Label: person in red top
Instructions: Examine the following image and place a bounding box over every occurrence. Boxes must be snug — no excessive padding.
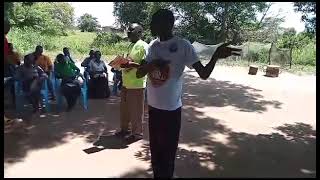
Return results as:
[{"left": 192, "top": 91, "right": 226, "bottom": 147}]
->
[
  {"left": 4, "top": 20, "right": 12, "bottom": 124},
  {"left": 4, "top": 20, "right": 10, "bottom": 61},
  {"left": 4, "top": 21, "right": 12, "bottom": 77}
]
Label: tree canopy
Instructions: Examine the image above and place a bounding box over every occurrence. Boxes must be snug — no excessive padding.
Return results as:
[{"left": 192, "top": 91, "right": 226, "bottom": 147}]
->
[{"left": 77, "top": 13, "right": 101, "bottom": 32}]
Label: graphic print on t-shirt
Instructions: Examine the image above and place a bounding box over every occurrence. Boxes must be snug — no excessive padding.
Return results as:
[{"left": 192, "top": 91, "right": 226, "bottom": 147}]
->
[
  {"left": 148, "top": 42, "right": 178, "bottom": 88},
  {"left": 148, "top": 64, "right": 170, "bottom": 88}
]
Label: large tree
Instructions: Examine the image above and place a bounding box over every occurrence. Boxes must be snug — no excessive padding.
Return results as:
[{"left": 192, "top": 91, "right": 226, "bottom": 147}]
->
[
  {"left": 294, "top": 2, "right": 316, "bottom": 35},
  {"left": 7, "top": 2, "right": 74, "bottom": 35},
  {"left": 172, "top": 2, "right": 269, "bottom": 44},
  {"left": 77, "top": 13, "right": 100, "bottom": 32},
  {"left": 113, "top": 2, "right": 269, "bottom": 44},
  {"left": 244, "top": 16, "right": 285, "bottom": 43}
]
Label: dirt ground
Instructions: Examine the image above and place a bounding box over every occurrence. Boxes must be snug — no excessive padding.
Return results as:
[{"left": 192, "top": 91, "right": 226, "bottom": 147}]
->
[{"left": 4, "top": 65, "right": 316, "bottom": 178}]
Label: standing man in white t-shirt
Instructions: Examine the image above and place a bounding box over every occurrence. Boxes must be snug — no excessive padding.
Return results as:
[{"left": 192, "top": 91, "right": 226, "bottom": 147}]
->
[{"left": 137, "top": 9, "right": 241, "bottom": 178}]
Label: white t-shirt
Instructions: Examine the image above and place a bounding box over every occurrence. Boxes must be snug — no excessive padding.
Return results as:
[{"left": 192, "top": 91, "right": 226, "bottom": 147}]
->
[
  {"left": 88, "top": 60, "right": 107, "bottom": 72},
  {"left": 146, "top": 36, "right": 199, "bottom": 111}
]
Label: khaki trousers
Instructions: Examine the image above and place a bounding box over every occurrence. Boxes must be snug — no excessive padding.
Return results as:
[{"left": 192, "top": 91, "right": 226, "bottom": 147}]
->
[{"left": 120, "top": 87, "right": 145, "bottom": 135}]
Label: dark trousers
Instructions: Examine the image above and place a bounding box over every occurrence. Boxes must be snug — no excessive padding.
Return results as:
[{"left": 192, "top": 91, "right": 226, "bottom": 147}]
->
[
  {"left": 148, "top": 106, "right": 181, "bottom": 178},
  {"left": 46, "top": 72, "right": 54, "bottom": 97},
  {"left": 4, "top": 78, "right": 16, "bottom": 106},
  {"left": 112, "top": 75, "right": 123, "bottom": 95},
  {"left": 22, "top": 79, "right": 43, "bottom": 111},
  {"left": 61, "top": 80, "right": 81, "bottom": 109},
  {"left": 89, "top": 77, "right": 110, "bottom": 99}
]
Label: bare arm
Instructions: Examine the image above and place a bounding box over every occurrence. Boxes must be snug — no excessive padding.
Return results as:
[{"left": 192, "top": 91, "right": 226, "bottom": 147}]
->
[
  {"left": 192, "top": 56, "right": 219, "bottom": 80},
  {"left": 136, "top": 62, "right": 156, "bottom": 79},
  {"left": 193, "top": 42, "right": 241, "bottom": 80}
]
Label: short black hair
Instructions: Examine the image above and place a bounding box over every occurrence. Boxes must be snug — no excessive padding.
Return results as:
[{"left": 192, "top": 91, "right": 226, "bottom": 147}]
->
[
  {"left": 35, "top": 45, "right": 43, "bottom": 51},
  {"left": 95, "top": 50, "right": 101, "bottom": 55},
  {"left": 152, "top": 9, "right": 174, "bottom": 27},
  {"left": 56, "top": 54, "right": 65, "bottom": 63}
]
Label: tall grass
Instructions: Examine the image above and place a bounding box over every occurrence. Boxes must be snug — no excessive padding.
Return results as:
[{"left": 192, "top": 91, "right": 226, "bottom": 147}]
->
[
  {"left": 292, "top": 42, "right": 316, "bottom": 66},
  {"left": 8, "top": 27, "right": 316, "bottom": 71},
  {"left": 8, "top": 28, "right": 96, "bottom": 59}
]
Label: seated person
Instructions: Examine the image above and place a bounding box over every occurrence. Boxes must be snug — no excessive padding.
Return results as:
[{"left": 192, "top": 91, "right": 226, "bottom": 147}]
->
[
  {"left": 111, "top": 67, "right": 122, "bottom": 96},
  {"left": 7, "top": 43, "right": 21, "bottom": 66},
  {"left": 14, "top": 54, "right": 48, "bottom": 113},
  {"left": 88, "top": 51, "right": 110, "bottom": 98},
  {"left": 63, "top": 47, "right": 75, "bottom": 64},
  {"left": 34, "top": 45, "right": 55, "bottom": 100},
  {"left": 6, "top": 43, "right": 21, "bottom": 105},
  {"left": 81, "top": 50, "right": 95, "bottom": 81},
  {"left": 54, "top": 54, "right": 82, "bottom": 111}
]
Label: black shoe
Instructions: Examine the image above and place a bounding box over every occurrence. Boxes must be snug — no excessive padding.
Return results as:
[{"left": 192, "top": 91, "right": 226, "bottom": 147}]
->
[
  {"left": 114, "top": 130, "right": 130, "bottom": 137},
  {"left": 125, "top": 134, "right": 143, "bottom": 144},
  {"left": 50, "top": 96, "right": 56, "bottom": 101}
]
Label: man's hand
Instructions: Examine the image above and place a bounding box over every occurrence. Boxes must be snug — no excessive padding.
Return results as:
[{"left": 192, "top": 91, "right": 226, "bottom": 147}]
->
[
  {"left": 193, "top": 42, "right": 242, "bottom": 80},
  {"left": 213, "top": 42, "right": 242, "bottom": 59}
]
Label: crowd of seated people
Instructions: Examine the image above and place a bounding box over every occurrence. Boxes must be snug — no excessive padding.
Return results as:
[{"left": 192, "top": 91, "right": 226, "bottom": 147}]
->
[{"left": 4, "top": 40, "right": 116, "bottom": 114}]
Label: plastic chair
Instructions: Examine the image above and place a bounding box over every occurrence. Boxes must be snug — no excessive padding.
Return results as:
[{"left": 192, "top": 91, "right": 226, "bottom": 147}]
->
[
  {"left": 14, "top": 79, "right": 50, "bottom": 112},
  {"left": 54, "top": 75, "right": 88, "bottom": 111}
]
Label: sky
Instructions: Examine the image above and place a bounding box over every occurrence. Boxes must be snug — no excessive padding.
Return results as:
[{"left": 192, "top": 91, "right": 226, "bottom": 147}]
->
[{"left": 69, "top": 2, "right": 306, "bottom": 32}]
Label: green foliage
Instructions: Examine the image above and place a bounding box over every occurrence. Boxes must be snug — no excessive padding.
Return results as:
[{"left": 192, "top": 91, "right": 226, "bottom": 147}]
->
[
  {"left": 291, "top": 41, "right": 316, "bottom": 66},
  {"left": 91, "top": 32, "right": 130, "bottom": 56},
  {"left": 91, "top": 32, "right": 122, "bottom": 47},
  {"left": 99, "top": 41, "right": 130, "bottom": 56},
  {"left": 294, "top": 2, "right": 316, "bottom": 35},
  {"left": 77, "top": 13, "right": 100, "bottom": 32},
  {"left": 276, "top": 31, "right": 316, "bottom": 66},
  {"left": 7, "top": 27, "right": 57, "bottom": 54},
  {"left": 8, "top": 2, "right": 74, "bottom": 36},
  {"left": 245, "top": 43, "right": 270, "bottom": 63},
  {"left": 245, "top": 17, "right": 285, "bottom": 43},
  {"left": 7, "top": 28, "right": 96, "bottom": 56},
  {"left": 142, "top": 29, "right": 154, "bottom": 43},
  {"left": 113, "top": 2, "right": 268, "bottom": 45}
]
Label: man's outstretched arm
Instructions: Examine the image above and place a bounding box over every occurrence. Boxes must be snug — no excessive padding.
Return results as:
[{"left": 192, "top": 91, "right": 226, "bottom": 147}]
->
[{"left": 192, "top": 42, "right": 241, "bottom": 80}]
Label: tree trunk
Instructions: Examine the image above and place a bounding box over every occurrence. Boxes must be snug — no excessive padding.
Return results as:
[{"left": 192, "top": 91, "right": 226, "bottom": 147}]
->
[{"left": 220, "top": 2, "right": 229, "bottom": 42}]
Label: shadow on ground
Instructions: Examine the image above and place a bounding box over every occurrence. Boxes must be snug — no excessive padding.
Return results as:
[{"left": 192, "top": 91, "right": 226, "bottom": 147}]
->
[
  {"left": 4, "top": 96, "right": 121, "bottom": 165},
  {"left": 128, "top": 105, "right": 316, "bottom": 178},
  {"left": 182, "top": 73, "right": 282, "bottom": 113},
  {"left": 5, "top": 74, "right": 314, "bottom": 178}
]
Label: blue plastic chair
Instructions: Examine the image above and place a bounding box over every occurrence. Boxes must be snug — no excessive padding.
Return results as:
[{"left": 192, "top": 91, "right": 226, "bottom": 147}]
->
[
  {"left": 14, "top": 79, "right": 50, "bottom": 112},
  {"left": 54, "top": 75, "right": 88, "bottom": 111}
]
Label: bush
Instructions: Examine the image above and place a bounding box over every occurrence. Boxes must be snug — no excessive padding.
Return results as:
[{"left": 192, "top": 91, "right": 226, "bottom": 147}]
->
[
  {"left": 244, "top": 42, "right": 270, "bottom": 63},
  {"left": 277, "top": 32, "right": 316, "bottom": 66},
  {"left": 7, "top": 28, "right": 96, "bottom": 57},
  {"left": 91, "top": 32, "right": 122, "bottom": 47},
  {"left": 99, "top": 41, "right": 130, "bottom": 56},
  {"left": 7, "top": 27, "right": 57, "bottom": 54},
  {"left": 292, "top": 42, "right": 316, "bottom": 66}
]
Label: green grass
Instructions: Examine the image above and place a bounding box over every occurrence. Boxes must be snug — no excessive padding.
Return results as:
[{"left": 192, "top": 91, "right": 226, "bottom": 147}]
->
[{"left": 8, "top": 28, "right": 315, "bottom": 75}]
